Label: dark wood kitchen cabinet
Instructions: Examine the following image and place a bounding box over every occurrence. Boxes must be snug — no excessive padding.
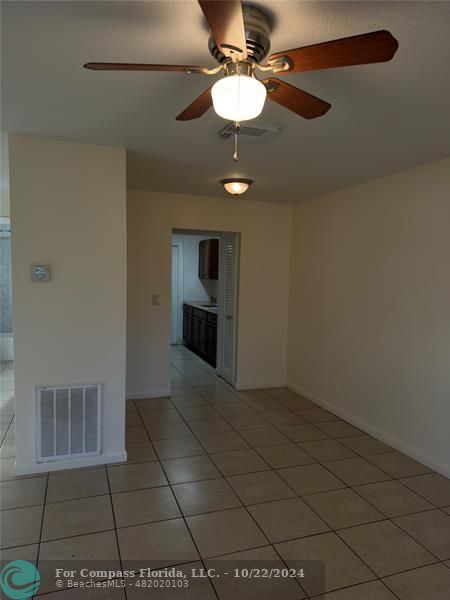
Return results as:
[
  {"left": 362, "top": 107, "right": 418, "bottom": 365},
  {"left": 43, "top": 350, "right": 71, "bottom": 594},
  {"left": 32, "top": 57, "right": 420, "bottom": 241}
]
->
[
  {"left": 183, "top": 303, "right": 217, "bottom": 367},
  {"left": 199, "top": 239, "right": 219, "bottom": 280}
]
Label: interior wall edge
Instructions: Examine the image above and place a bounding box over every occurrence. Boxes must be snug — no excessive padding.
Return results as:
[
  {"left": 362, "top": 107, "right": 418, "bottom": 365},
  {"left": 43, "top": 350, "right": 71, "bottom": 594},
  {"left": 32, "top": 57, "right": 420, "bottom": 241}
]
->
[{"left": 286, "top": 381, "right": 450, "bottom": 479}]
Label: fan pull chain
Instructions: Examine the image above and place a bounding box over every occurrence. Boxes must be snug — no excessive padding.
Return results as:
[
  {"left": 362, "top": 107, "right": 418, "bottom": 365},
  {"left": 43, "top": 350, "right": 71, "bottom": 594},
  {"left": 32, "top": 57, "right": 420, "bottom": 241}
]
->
[{"left": 233, "top": 121, "right": 241, "bottom": 162}]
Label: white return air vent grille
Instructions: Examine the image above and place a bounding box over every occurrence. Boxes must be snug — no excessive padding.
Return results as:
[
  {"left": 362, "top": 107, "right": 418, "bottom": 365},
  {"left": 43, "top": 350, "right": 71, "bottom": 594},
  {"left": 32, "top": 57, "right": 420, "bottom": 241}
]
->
[{"left": 37, "top": 384, "right": 101, "bottom": 462}]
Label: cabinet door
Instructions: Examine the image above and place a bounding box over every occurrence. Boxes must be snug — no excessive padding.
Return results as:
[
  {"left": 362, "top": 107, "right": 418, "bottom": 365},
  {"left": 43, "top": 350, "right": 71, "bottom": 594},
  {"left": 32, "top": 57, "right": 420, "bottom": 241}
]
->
[
  {"left": 183, "top": 312, "right": 191, "bottom": 345},
  {"left": 198, "top": 240, "right": 208, "bottom": 279},
  {"left": 206, "top": 322, "right": 217, "bottom": 367}
]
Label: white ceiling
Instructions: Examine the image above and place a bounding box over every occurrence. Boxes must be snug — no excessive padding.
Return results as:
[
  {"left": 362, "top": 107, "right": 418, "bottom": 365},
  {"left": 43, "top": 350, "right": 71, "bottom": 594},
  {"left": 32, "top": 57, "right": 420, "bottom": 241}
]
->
[{"left": 2, "top": 1, "right": 450, "bottom": 203}]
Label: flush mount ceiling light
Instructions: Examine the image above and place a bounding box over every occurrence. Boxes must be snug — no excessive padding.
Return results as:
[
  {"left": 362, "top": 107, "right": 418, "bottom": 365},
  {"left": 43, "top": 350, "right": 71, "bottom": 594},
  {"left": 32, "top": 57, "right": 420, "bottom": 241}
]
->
[
  {"left": 221, "top": 178, "right": 253, "bottom": 196},
  {"left": 211, "top": 63, "right": 267, "bottom": 122}
]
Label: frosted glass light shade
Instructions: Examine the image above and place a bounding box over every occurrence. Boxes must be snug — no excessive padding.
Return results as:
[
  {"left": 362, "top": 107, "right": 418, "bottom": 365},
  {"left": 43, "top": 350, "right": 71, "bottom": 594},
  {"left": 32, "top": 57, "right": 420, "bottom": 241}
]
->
[
  {"left": 221, "top": 178, "right": 253, "bottom": 195},
  {"left": 212, "top": 74, "right": 267, "bottom": 121}
]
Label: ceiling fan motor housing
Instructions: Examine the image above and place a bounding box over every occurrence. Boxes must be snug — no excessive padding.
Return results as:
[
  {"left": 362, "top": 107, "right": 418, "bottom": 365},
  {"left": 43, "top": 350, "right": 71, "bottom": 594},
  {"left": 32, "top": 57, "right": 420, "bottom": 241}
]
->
[{"left": 208, "top": 5, "right": 271, "bottom": 65}]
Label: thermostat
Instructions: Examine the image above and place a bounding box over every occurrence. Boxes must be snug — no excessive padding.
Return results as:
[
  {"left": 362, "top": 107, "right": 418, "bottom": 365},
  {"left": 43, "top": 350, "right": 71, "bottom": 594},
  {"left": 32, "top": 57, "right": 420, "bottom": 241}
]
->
[{"left": 31, "top": 265, "right": 51, "bottom": 282}]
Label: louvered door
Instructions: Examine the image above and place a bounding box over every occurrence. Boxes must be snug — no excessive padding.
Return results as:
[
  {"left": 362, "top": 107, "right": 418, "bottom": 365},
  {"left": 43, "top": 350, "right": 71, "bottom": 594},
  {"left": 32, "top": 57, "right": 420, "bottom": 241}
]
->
[{"left": 217, "top": 233, "right": 239, "bottom": 384}]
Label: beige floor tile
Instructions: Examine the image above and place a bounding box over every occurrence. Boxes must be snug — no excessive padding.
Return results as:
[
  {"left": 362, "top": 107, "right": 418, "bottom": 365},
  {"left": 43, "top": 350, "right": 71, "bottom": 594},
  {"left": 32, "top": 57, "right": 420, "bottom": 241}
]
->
[
  {"left": 140, "top": 409, "right": 182, "bottom": 424},
  {"left": 126, "top": 561, "right": 216, "bottom": 599},
  {"left": 125, "top": 426, "right": 148, "bottom": 444},
  {"left": 239, "top": 426, "right": 291, "bottom": 448},
  {"left": 135, "top": 397, "right": 174, "bottom": 411},
  {"left": 38, "top": 530, "right": 120, "bottom": 594},
  {"left": 394, "top": 509, "right": 450, "bottom": 560},
  {"left": 186, "top": 507, "right": 267, "bottom": 558},
  {"left": 314, "top": 580, "right": 397, "bottom": 600},
  {"left": 178, "top": 405, "right": 220, "bottom": 421},
  {"left": 325, "top": 457, "right": 391, "bottom": 486},
  {"left": 281, "top": 397, "right": 317, "bottom": 410},
  {"left": 0, "top": 505, "right": 43, "bottom": 548},
  {"left": 256, "top": 443, "right": 315, "bottom": 469},
  {"left": 126, "top": 400, "right": 137, "bottom": 413},
  {"left": 338, "top": 520, "right": 436, "bottom": 577},
  {"left": 118, "top": 518, "right": 199, "bottom": 568},
  {"left": 383, "top": 563, "right": 450, "bottom": 600},
  {"left": 46, "top": 467, "right": 108, "bottom": 503},
  {"left": 188, "top": 417, "right": 233, "bottom": 436},
  {"left": 211, "top": 448, "right": 270, "bottom": 476},
  {"left": 278, "top": 464, "right": 346, "bottom": 496},
  {"left": 145, "top": 421, "right": 193, "bottom": 440},
  {"left": 304, "top": 488, "right": 384, "bottom": 529},
  {"left": 297, "top": 408, "right": 340, "bottom": 424},
  {"left": 367, "top": 451, "right": 432, "bottom": 478},
  {"left": 280, "top": 424, "right": 329, "bottom": 442},
  {"left": 400, "top": 473, "right": 450, "bottom": 507},
  {"left": 171, "top": 395, "right": 208, "bottom": 407},
  {"left": 299, "top": 439, "right": 357, "bottom": 462},
  {"left": 125, "top": 413, "right": 142, "bottom": 427},
  {"left": 227, "top": 471, "right": 296, "bottom": 505},
  {"left": 125, "top": 441, "right": 157, "bottom": 463},
  {"left": 153, "top": 436, "right": 205, "bottom": 459},
  {"left": 248, "top": 497, "right": 329, "bottom": 543},
  {"left": 354, "top": 480, "right": 434, "bottom": 517},
  {"left": 173, "top": 478, "right": 241, "bottom": 516},
  {"left": 225, "top": 413, "right": 268, "bottom": 431},
  {"left": 246, "top": 400, "right": 289, "bottom": 414},
  {"left": 197, "top": 432, "right": 249, "bottom": 454},
  {"left": 0, "top": 476, "right": 47, "bottom": 510},
  {"left": 112, "top": 486, "right": 180, "bottom": 527},
  {"left": 206, "top": 545, "right": 306, "bottom": 599},
  {"left": 317, "top": 422, "right": 362, "bottom": 438},
  {"left": 238, "top": 390, "right": 272, "bottom": 401},
  {"left": 0, "top": 542, "right": 38, "bottom": 566},
  {"left": 262, "top": 411, "right": 306, "bottom": 427},
  {"left": 207, "top": 393, "right": 244, "bottom": 406},
  {"left": 276, "top": 532, "right": 375, "bottom": 596},
  {"left": 262, "top": 387, "right": 300, "bottom": 400},
  {"left": 215, "top": 402, "right": 254, "bottom": 417},
  {"left": 108, "top": 461, "right": 167, "bottom": 493},
  {"left": 339, "top": 435, "right": 393, "bottom": 456},
  {"left": 42, "top": 495, "right": 114, "bottom": 541},
  {"left": 162, "top": 454, "right": 220, "bottom": 484}
]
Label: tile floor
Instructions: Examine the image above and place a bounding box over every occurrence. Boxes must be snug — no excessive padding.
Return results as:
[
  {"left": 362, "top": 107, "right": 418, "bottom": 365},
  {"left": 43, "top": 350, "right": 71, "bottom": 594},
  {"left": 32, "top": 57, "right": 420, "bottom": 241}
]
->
[{"left": 0, "top": 348, "right": 450, "bottom": 598}]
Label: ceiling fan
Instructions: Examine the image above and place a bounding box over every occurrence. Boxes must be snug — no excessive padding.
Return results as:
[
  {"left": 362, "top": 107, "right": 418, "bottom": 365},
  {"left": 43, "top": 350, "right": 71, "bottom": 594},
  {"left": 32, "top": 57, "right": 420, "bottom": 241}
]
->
[{"left": 84, "top": 0, "right": 398, "bottom": 123}]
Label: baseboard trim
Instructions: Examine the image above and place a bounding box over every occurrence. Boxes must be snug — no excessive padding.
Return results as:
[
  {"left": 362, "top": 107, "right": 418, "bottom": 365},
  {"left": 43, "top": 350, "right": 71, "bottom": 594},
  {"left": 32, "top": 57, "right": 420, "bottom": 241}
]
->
[
  {"left": 287, "top": 381, "right": 450, "bottom": 479},
  {"left": 14, "top": 451, "right": 128, "bottom": 476},
  {"left": 126, "top": 389, "right": 171, "bottom": 400},
  {"left": 236, "top": 382, "right": 286, "bottom": 391}
]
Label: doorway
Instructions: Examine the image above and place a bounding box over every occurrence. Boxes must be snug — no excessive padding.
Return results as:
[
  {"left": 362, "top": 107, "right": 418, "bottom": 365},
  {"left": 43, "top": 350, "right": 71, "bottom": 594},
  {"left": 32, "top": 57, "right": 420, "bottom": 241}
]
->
[{"left": 171, "top": 229, "right": 239, "bottom": 385}]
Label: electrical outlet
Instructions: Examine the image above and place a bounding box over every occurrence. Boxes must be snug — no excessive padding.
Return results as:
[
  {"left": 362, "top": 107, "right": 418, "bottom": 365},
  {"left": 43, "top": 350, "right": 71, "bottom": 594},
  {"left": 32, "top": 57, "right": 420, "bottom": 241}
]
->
[{"left": 151, "top": 294, "right": 160, "bottom": 306}]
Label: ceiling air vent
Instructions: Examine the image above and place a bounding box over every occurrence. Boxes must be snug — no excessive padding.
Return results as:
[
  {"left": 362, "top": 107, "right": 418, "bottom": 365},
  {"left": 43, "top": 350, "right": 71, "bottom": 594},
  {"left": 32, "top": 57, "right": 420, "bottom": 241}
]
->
[{"left": 218, "top": 122, "right": 283, "bottom": 144}]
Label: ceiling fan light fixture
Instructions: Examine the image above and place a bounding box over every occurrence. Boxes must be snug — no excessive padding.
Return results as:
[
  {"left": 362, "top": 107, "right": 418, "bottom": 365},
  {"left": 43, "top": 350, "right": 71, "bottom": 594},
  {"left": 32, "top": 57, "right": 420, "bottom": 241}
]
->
[
  {"left": 212, "top": 74, "right": 267, "bottom": 121},
  {"left": 221, "top": 178, "right": 253, "bottom": 196}
]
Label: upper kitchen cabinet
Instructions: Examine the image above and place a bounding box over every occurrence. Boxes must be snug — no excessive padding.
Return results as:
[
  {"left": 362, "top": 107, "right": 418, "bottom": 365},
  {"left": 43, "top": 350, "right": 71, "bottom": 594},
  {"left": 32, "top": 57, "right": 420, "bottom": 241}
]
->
[{"left": 199, "top": 239, "right": 219, "bottom": 280}]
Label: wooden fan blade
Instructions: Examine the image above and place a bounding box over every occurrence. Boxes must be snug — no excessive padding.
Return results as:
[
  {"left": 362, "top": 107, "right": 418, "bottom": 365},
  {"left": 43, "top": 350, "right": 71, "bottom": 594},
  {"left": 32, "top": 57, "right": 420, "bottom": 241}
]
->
[
  {"left": 263, "top": 78, "right": 331, "bottom": 119},
  {"left": 83, "top": 62, "right": 206, "bottom": 73},
  {"left": 269, "top": 30, "right": 398, "bottom": 73},
  {"left": 198, "top": 0, "right": 247, "bottom": 60},
  {"left": 176, "top": 86, "right": 213, "bottom": 121}
]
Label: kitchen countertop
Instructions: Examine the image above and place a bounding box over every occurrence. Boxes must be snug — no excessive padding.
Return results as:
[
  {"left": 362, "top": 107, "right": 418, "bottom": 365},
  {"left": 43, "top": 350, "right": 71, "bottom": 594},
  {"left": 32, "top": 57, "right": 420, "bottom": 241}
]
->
[{"left": 184, "top": 301, "right": 218, "bottom": 314}]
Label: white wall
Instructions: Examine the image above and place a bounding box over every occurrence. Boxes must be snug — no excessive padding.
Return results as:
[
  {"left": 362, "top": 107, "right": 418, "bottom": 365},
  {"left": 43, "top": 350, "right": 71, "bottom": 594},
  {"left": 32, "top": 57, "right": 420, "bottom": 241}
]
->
[
  {"left": 127, "top": 191, "right": 292, "bottom": 397},
  {"left": 287, "top": 157, "right": 450, "bottom": 477},
  {"left": 9, "top": 136, "right": 127, "bottom": 474}
]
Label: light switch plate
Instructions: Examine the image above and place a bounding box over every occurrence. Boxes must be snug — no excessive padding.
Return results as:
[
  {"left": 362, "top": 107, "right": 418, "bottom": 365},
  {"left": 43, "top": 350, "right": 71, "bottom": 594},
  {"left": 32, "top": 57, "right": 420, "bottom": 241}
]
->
[{"left": 31, "top": 264, "right": 51, "bottom": 282}]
